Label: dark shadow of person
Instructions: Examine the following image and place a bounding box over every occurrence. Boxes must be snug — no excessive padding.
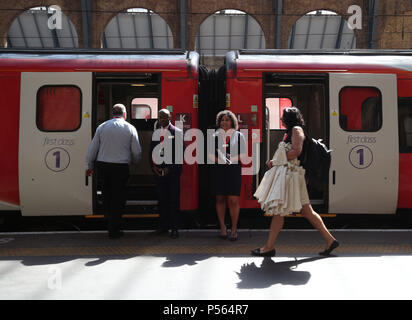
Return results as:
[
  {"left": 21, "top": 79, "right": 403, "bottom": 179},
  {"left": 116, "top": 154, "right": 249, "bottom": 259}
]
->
[
  {"left": 162, "top": 254, "right": 210, "bottom": 268},
  {"left": 236, "top": 256, "right": 327, "bottom": 289}
]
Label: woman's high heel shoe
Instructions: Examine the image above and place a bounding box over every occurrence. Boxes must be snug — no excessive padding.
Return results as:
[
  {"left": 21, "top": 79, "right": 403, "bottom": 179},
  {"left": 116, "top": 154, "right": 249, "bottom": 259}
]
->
[
  {"left": 219, "top": 228, "right": 228, "bottom": 239},
  {"left": 228, "top": 231, "right": 238, "bottom": 241},
  {"left": 251, "top": 248, "right": 276, "bottom": 257},
  {"left": 319, "top": 240, "right": 340, "bottom": 256}
]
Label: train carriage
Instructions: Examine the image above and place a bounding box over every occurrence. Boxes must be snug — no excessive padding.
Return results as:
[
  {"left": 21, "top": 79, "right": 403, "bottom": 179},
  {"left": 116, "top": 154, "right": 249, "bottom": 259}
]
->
[
  {"left": 2, "top": 48, "right": 412, "bottom": 226},
  {"left": 224, "top": 49, "right": 412, "bottom": 215},
  {"left": 0, "top": 49, "right": 200, "bottom": 217}
]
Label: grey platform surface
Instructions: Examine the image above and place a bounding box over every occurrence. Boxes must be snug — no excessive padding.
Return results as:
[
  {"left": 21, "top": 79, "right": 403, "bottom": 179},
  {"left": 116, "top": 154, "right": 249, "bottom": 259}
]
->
[{"left": 0, "top": 229, "right": 411, "bottom": 300}]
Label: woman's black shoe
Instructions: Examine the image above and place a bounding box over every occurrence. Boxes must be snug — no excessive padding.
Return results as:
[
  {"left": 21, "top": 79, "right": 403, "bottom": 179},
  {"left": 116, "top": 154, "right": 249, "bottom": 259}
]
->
[
  {"left": 219, "top": 228, "right": 228, "bottom": 239},
  {"left": 319, "top": 240, "right": 340, "bottom": 256},
  {"left": 228, "top": 231, "right": 238, "bottom": 241},
  {"left": 251, "top": 248, "right": 276, "bottom": 257},
  {"left": 170, "top": 229, "right": 179, "bottom": 239}
]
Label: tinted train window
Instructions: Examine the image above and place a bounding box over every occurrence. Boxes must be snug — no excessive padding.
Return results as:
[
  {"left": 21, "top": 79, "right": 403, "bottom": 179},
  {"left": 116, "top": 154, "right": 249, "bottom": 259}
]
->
[
  {"left": 339, "top": 87, "right": 382, "bottom": 132},
  {"left": 37, "top": 86, "right": 82, "bottom": 131},
  {"left": 398, "top": 98, "right": 412, "bottom": 153}
]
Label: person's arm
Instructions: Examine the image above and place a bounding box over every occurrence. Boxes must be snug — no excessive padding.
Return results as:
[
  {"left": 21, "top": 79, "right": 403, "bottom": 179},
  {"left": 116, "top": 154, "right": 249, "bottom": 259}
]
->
[
  {"left": 85, "top": 128, "right": 101, "bottom": 176},
  {"left": 130, "top": 127, "right": 142, "bottom": 164},
  {"left": 286, "top": 126, "right": 305, "bottom": 160}
]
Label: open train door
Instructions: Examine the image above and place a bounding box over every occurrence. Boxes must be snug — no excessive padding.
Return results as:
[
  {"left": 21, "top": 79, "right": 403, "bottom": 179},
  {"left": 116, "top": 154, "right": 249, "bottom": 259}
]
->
[
  {"left": 19, "top": 72, "right": 92, "bottom": 216},
  {"left": 329, "top": 73, "right": 398, "bottom": 214}
]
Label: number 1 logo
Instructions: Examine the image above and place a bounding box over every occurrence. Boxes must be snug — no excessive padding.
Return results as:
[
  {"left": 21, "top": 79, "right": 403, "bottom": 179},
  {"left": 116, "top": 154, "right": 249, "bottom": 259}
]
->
[
  {"left": 45, "top": 147, "right": 70, "bottom": 172},
  {"left": 349, "top": 145, "right": 373, "bottom": 169}
]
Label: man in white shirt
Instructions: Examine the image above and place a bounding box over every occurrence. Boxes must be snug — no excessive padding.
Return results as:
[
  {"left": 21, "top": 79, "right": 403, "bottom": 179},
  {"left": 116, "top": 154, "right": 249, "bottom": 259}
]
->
[{"left": 86, "top": 104, "right": 141, "bottom": 238}]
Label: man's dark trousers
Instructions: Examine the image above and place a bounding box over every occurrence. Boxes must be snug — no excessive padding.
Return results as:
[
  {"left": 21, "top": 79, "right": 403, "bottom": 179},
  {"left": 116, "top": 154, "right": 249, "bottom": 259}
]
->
[
  {"left": 155, "top": 170, "right": 181, "bottom": 231},
  {"left": 98, "top": 161, "right": 129, "bottom": 235}
]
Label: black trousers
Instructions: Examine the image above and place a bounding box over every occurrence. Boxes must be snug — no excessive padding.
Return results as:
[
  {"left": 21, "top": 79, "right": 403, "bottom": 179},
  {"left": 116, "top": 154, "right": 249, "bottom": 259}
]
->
[
  {"left": 155, "top": 169, "right": 181, "bottom": 230},
  {"left": 97, "top": 161, "right": 129, "bottom": 234}
]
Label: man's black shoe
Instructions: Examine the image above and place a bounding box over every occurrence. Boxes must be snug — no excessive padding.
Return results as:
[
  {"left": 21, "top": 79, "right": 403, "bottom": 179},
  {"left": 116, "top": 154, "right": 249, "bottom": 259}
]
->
[{"left": 171, "top": 229, "right": 179, "bottom": 239}]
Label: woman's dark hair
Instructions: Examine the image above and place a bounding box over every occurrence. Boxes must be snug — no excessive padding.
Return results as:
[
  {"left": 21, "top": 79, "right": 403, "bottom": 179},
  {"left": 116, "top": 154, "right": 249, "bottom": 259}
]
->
[
  {"left": 281, "top": 107, "right": 305, "bottom": 130},
  {"left": 216, "top": 110, "right": 239, "bottom": 130}
]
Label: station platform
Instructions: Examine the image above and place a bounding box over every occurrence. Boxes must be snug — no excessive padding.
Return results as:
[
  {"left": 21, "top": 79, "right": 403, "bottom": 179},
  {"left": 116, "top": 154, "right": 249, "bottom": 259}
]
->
[{"left": 0, "top": 229, "right": 412, "bottom": 300}]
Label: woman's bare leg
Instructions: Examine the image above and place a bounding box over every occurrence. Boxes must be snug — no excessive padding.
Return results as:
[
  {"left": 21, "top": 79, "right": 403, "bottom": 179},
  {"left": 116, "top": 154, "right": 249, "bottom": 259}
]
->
[
  {"left": 227, "top": 196, "right": 240, "bottom": 236},
  {"left": 300, "top": 204, "right": 336, "bottom": 249},
  {"left": 260, "top": 214, "right": 284, "bottom": 252},
  {"left": 216, "top": 195, "right": 227, "bottom": 235}
]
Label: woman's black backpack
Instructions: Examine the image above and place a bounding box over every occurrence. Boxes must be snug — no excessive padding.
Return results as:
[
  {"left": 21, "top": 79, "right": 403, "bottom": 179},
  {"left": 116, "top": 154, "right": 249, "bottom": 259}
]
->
[{"left": 301, "top": 134, "right": 332, "bottom": 190}]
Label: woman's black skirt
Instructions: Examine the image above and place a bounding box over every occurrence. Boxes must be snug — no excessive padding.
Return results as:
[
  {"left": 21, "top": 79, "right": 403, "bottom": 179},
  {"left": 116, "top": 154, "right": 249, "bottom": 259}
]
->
[{"left": 211, "top": 163, "right": 242, "bottom": 196}]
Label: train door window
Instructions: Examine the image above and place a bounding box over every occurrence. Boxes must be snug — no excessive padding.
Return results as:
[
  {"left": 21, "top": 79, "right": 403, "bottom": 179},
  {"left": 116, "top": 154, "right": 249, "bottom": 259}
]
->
[
  {"left": 132, "top": 105, "right": 151, "bottom": 119},
  {"left": 339, "top": 87, "right": 382, "bottom": 132},
  {"left": 398, "top": 98, "right": 412, "bottom": 153},
  {"left": 265, "top": 97, "right": 292, "bottom": 129},
  {"left": 131, "top": 98, "right": 158, "bottom": 120},
  {"left": 37, "top": 86, "right": 82, "bottom": 131}
]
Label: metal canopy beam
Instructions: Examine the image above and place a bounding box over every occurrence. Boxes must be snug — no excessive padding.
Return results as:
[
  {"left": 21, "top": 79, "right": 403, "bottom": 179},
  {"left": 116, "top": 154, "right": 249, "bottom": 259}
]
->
[
  {"left": 132, "top": 14, "right": 138, "bottom": 48},
  {"left": 243, "top": 14, "right": 249, "bottom": 49},
  {"left": 319, "top": 14, "right": 328, "bottom": 48},
  {"left": 147, "top": 10, "right": 154, "bottom": 49},
  {"left": 335, "top": 16, "right": 344, "bottom": 49},
  {"left": 32, "top": 12, "right": 45, "bottom": 48},
  {"left": 16, "top": 16, "right": 28, "bottom": 47}
]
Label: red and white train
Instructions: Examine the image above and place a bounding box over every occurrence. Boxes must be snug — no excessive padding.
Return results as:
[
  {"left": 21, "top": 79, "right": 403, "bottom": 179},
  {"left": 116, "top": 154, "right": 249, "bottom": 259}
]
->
[{"left": 0, "top": 48, "right": 411, "bottom": 223}]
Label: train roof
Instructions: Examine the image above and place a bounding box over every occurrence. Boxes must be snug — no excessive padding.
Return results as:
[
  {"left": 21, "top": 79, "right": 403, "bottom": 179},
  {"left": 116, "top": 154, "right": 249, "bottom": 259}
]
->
[
  {"left": 0, "top": 49, "right": 199, "bottom": 75},
  {"left": 226, "top": 49, "right": 412, "bottom": 76}
]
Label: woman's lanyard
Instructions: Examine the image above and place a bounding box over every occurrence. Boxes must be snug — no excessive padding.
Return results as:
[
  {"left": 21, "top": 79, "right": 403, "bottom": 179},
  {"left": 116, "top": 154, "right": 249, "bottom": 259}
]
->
[{"left": 221, "top": 130, "right": 233, "bottom": 155}]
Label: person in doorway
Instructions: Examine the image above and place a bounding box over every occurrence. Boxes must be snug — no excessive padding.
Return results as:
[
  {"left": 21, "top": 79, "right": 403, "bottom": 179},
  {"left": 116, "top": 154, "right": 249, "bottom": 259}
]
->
[
  {"left": 150, "top": 109, "right": 184, "bottom": 239},
  {"left": 86, "top": 104, "right": 142, "bottom": 239},
  {"left": 209, "top": 110, "right": 247, "bottom": 241},
  {"left": 252, "top": 107, "right": 339, "bottom": 256}
]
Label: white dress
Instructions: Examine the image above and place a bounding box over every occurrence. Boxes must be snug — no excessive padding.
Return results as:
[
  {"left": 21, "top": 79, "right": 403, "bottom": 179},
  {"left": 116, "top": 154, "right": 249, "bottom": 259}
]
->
[{"left": 254, "top": 142, "right": 310, "bottom": 216}]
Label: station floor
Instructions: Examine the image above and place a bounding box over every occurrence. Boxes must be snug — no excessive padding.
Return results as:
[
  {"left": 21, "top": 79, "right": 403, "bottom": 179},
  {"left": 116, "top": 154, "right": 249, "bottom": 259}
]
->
[{"left": 0, "top": 229, "right": 412, "bottom": 300}]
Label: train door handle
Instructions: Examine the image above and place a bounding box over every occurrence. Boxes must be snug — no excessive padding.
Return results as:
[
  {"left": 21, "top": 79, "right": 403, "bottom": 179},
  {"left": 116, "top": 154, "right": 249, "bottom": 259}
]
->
[
  {"left": 85, "top": 175, "right": 89, "bottom": 186},
  {"left": 332, "top": 170, "right": 336, "bottom": 185}
]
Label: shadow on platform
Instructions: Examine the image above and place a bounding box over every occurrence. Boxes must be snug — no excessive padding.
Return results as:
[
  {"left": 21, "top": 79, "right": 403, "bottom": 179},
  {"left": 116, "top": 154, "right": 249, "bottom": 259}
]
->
[{"left": 236, "top": 256, "right": 328, "bottom": 289}]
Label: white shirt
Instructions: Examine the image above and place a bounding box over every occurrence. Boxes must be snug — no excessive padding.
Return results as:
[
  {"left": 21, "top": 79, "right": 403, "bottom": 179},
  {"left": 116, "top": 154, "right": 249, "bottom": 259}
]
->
[{"left": 86, "top": 117, "right": 142, "bottom": 169}]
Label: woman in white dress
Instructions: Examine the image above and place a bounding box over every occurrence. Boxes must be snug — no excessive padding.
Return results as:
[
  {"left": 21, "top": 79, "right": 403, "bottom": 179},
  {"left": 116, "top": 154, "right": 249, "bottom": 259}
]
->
[{"left": 251, "top": 107, "right": 339, "bottom": 257}]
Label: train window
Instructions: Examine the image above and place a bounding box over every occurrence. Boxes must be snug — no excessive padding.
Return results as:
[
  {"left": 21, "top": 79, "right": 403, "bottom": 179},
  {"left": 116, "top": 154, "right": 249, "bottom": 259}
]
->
[
  {"left": 132, "top": 105, "right": 151, "bottom": 119},
  {"left": 339, "top": 87, "right": 382, "bottom": 132},
  {"left": 265, "top": 97, "right": 292, "bottom": 129},
  {"left": 398, "top": 98, "right": 412, "bottom": 153},
  {"left": 131, "top": 98, "right": 158, "bottom": 120},
  {"left": 37, "top": 86, "right": 81, "bottom": 131}
]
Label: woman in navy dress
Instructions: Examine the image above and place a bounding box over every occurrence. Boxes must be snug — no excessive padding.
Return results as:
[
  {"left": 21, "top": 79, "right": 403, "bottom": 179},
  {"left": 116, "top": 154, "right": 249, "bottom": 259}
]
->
[{"left": 210, "top": 110, "right": 247, "bottom": 241}]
